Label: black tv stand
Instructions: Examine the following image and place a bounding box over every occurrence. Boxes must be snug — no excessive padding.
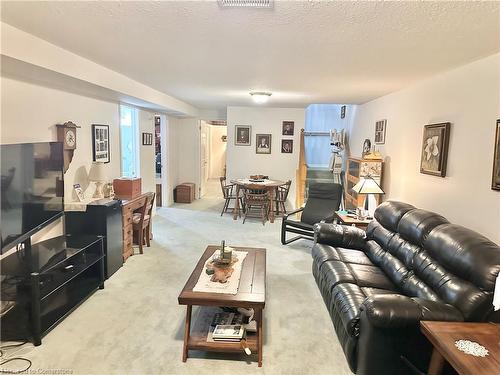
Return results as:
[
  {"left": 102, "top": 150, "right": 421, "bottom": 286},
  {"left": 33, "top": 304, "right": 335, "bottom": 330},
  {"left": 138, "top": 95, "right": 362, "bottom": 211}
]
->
[{"left": 1, "top": 234, "right": 105, "bottom": 345}]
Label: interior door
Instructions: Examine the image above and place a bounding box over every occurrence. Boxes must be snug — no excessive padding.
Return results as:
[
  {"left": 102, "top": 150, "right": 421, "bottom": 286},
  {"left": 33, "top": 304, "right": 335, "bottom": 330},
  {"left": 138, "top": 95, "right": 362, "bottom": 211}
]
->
[{"left": 199, "top": 121, "right": 209, "bottom": 197}]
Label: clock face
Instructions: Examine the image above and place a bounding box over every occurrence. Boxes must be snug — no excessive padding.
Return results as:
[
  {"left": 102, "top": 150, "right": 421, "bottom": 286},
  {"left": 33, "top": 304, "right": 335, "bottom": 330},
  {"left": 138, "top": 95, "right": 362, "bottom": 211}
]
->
[{"left": 65, "top": 129, "right": 76, "bottom": 148}]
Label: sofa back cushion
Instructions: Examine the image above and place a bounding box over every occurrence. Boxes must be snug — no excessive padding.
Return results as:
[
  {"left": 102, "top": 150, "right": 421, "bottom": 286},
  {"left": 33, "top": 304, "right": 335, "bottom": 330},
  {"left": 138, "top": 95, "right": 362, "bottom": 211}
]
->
[{"left": 366, "top": 201, "right": 500, "bottom": 321}]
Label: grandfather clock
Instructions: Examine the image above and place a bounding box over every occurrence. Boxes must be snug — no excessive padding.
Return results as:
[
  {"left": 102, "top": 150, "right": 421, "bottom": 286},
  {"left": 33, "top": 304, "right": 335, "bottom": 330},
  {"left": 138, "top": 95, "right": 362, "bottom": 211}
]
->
[{"left": 56, "top": 121, "right": 80, "bottom": 173}]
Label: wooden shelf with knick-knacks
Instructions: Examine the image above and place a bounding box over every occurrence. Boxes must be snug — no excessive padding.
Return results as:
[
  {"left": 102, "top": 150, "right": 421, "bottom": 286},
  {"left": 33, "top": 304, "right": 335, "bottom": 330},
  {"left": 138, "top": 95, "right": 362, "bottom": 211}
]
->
[
  {"left": 345, "top": 157, "right": 384, "bottom": 210},
  {"left": 56, "top": 121, "right": 80, "bottom": 173}
]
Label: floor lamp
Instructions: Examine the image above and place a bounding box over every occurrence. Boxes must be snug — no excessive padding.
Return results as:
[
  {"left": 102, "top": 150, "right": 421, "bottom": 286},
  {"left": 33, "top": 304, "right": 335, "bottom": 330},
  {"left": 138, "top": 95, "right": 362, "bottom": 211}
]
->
[{"left": 352, "top": 176, "right": 384, "bottom": 217}]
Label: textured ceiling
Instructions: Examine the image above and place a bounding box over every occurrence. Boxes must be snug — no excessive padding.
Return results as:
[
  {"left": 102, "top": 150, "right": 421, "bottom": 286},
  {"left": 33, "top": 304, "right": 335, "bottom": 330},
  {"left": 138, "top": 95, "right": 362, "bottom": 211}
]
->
[{"left": 1, "top": 1, "right": 499, "bottom": 110}]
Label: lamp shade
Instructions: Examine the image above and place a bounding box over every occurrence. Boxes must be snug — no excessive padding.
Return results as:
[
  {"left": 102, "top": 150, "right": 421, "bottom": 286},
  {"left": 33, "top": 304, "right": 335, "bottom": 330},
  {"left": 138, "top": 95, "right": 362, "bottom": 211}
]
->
[
  {"left": 88, "top": 162, "right": 105, "bottom": 182},
  {"left": 352, "top": 176, "right": 384, "bottom": 195}
]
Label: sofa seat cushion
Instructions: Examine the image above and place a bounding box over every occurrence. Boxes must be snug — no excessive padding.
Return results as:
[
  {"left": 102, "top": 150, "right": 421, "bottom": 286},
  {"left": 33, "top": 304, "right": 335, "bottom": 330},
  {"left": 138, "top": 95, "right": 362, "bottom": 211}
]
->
[
  {"left": 337, "top": 248, "right": 374, "bottom": 266},
  {"left": 319, "top": 260, "right": 357, "bottom": 297},
  {"left": 312, "top": 244, "right": 374, "bottom": 268},
  {"left": 348, "top": 263, "right": 397, "bottom": 290}
]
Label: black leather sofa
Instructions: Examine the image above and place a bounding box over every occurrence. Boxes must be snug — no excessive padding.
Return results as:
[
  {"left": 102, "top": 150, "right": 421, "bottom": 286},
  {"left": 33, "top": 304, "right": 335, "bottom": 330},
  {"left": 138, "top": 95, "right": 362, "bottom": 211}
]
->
[{"left": 312, "top": 201, "right": 500, "bottom": 375}]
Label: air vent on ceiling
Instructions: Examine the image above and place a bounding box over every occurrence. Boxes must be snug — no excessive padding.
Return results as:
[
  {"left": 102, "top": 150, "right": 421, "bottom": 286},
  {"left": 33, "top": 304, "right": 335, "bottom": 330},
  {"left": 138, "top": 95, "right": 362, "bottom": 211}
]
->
[{"left": 218, "top": 0, "right": 273, "bottom": 8}]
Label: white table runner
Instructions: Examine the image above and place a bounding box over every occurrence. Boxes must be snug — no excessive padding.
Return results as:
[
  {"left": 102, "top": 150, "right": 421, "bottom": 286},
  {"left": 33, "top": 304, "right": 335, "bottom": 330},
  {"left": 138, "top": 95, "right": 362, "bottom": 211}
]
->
[{"left": 193, "top": 249, "right": 247, "bottom": 295}]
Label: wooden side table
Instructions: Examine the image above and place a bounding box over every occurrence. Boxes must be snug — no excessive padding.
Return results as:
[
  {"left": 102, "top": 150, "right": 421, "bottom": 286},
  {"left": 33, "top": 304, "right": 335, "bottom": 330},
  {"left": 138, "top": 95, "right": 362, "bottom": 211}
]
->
[
  {"left": 421, "top": 321, "right": 500, "bottom": 375},
  {"left": 334, "top": 210, "right": 371, "bottom": 230}
]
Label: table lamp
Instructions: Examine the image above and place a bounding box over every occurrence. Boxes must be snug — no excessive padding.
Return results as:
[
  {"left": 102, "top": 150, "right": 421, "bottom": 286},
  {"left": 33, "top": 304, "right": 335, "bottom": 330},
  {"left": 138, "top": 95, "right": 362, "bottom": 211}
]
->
[
  {"left": 352, "top": 176, "right": 385, "bottom": 217},
  {"left": 89, "top": 162, "right": 105, "bottom": 199}
]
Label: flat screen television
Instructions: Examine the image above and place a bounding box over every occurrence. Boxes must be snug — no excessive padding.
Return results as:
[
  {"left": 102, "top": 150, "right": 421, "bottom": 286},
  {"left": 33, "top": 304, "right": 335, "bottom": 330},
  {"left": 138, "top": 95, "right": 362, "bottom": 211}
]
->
[{"left": 0, "top": 142, "right": 64, "bottom": 253}]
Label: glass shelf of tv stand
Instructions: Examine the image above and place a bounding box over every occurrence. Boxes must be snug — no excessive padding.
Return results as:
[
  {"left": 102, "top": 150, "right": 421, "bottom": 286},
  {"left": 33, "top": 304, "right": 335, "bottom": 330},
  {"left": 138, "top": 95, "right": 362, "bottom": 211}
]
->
[{"left": 1, "top": 234, "right": 103, "bottom": 276}]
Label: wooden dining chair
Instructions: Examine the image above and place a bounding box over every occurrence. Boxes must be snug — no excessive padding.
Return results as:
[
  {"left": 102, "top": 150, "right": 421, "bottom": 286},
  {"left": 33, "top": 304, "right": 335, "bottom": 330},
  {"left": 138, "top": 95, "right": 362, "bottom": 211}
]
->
[
  {"left": 220, "top": 177, "right": 244, "bottom": 216},
  {"left": 243, "top": 187, "right": 270, "bottom": 225},
  {"left": 275, "top": 180, "right": 291, "bottom": 215},
  {"left": 132, "top": 192, "right": 155, "bottom": 254}
]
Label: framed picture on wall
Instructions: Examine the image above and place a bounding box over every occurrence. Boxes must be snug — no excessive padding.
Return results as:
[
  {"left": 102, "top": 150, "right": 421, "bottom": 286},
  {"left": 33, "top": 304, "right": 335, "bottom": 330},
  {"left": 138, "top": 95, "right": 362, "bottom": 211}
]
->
[
  {"left": 492, "top": 119, "right": 500, "bottom": 190},
  {"left": 340, "top": 105, "right": 346, "bottom": 119},
  {"left": 235, "top": 125, "right": 251, "bottom": 146},
  {"left": 375, "top": 119, "right": 387, "bottom": 144},
  {"left": 420, "top": 122, "right": 451, "bottom": 177},
  {"left": 142, "top": 132, "right": 153, "bottom": 145},
  {"left": 282, "top": 121, "right": 294, "bottom": 136},
  {"left": 256, "top": 134, "right": 271, "bottom": 154},
  {"left": 281, "top": 139, "right": 293, "bottom": 153},
  {"left": 92, "top": 124, "right": 110, "bottom": 163}
]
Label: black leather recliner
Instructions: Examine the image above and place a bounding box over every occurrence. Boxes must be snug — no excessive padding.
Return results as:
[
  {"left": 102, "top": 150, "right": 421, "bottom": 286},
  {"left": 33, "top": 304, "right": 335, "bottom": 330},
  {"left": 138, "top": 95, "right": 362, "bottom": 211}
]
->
[{"left": 312, "top": 201, "right": 500, "bottom": 375}]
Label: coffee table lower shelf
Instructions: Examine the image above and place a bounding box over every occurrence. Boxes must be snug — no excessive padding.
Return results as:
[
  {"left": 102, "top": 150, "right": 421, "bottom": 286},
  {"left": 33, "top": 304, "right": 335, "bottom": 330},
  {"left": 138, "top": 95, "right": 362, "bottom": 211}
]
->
[
  {"left": 181, "top": 305, "right": 263, "bottom": 367},
  {"left": 187, "top": 333, "right": 258, "bottom": 353}
]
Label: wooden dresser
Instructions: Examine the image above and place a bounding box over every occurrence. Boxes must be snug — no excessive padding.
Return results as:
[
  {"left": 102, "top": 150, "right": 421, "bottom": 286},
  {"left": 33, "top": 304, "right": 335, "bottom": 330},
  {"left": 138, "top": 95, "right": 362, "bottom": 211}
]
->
[{"left": 120, "top": 193, "right": 149, "bottom": 261}]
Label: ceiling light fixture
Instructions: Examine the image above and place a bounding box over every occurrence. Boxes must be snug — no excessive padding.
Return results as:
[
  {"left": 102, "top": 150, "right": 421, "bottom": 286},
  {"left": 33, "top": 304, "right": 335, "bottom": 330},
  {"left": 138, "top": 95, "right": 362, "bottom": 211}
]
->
[
  {"left": 218, "top": 0, "right": 273, "bottom": 8},
  {"left": 250, "top": 92, "right": 272, "bottom": 104}
]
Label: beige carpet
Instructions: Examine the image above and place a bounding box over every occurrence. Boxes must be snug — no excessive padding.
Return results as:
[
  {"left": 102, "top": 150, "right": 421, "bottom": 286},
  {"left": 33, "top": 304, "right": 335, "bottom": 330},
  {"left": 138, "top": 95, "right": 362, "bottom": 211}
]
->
[{"left": 2, "top": 181, "right": 352, "bottom": 375}]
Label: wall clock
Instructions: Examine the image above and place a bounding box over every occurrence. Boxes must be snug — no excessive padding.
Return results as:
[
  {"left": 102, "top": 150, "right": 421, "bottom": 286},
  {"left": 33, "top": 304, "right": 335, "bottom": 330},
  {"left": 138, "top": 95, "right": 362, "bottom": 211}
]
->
[{"left": 56, "top": 121, "right": 80, "bottom": 172}]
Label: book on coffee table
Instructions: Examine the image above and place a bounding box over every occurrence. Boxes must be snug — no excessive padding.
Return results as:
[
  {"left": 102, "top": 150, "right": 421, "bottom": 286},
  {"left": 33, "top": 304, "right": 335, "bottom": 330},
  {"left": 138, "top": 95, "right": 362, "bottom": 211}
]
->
[{"left": 212, "top": 324, "right": 245, "bottom": 342}]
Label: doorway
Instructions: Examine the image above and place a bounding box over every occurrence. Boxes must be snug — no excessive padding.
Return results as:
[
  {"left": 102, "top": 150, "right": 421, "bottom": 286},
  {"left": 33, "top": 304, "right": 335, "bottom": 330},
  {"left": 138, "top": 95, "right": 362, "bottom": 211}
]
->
[
  {"left": 155, "top": 114, "right": 167, "bottom": 206},
  {"left": 199, "top": 120, "right": 227, "bottom": 199}
]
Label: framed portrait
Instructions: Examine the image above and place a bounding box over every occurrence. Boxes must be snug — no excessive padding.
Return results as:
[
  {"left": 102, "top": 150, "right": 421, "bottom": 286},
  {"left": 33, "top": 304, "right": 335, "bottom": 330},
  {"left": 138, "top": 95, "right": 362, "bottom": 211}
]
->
[
  {"left": 375, "top": 119, "right": 387, "bottom": 144},
  {"left": 340, "top": 105, "right": 346, "bottom": 119},
  {"left": 256, "top": 134, "right": 271, "bottom": 154},
  {"left": 492, "top": 119, "right": 500, "bottom": 190},
  {"left": 92, "top": 124, "right": 110, "bottom": 163},
  {"left": 282, "top": 121, "right": 294, "bottom": 136},
  {"left": 235, "top": 125, "right": 251, "bottom": 146},
  {"left": 281, "top": 139, "right": 293, "bottom": 153},
  {"left": 420, "top": 122, "right": 451, "bottom": 177},
  {"left": 142, "top": 132, "right": 153, "bottom": 145},
  {"left": 362, "top": 138, "right": 371, "bottom": 158}
]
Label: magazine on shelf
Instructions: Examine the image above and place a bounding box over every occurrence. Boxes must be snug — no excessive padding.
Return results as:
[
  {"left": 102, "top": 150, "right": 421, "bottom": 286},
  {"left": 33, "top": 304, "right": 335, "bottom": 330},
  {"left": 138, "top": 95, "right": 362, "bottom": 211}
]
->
[{"left": 212, "top": 325, "right": 245, "bottom": 341}]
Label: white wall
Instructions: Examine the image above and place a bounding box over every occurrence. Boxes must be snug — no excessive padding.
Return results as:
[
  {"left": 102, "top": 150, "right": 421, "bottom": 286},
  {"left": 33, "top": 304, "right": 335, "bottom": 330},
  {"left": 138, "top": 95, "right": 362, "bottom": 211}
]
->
[
  {"left": 1, "top": 76, "right": 160, "bottom": 247},
  {"left": 1, "top": 77, "right": 121, "bottom": 200},
  {"left": 226, "top": 106, "right": 306, "bottom": 207},
  {"left": 138, "top": 109, "right": 156, "bottom": 208},
  {"left": 349, "top": 53, "right": 500, "bottom": 243},
  {"left": 168, "top": 117, "right": 201, "bottom": 198},
  {"left": 209, "top": 125, "right": 227, "bottom": 179}
]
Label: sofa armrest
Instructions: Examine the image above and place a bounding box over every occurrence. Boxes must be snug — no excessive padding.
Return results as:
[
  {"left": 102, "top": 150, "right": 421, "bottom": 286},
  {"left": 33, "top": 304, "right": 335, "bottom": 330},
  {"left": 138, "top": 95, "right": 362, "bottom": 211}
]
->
[
  {"left": 313, "top": 222, "right": 366, "bottom": 249},
  {"left": 360, "top": 294, "right": 464, "bottom": 329}
]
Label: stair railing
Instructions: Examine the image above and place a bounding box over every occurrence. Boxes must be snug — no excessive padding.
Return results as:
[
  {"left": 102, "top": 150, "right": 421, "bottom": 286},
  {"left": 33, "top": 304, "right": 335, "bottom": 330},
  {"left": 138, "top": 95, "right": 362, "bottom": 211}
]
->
[{"left": 296, "top": 129, "right": 307, "bottom": 209}]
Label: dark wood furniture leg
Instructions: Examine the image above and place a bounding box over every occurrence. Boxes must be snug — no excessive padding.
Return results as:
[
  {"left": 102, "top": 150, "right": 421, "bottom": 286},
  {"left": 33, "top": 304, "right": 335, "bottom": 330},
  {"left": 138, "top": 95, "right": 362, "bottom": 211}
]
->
[
  {"left": 256, "top": 307, "right": 263, "bottom": 367},
  {"left": 182, "top": 305, "right": 192, "bottom": 362},
  {"left": 428, "top": 348, "right": 445, "bottom": 375},
  {"left": 268, "top": 188, "right": 275, "bottom": 223},
  {"left": 233, "top": 185, "right": 241, "bottom": 220}
]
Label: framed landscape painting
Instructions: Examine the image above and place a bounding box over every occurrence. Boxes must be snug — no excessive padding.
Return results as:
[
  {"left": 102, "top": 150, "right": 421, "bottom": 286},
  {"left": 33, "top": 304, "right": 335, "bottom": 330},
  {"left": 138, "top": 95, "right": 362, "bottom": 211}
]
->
[
  {"left": 420, "top": 122, "right": 451, "bottom": 177},
  {"left": 492, "top": 119, "right": 500, "bottom": 190}
]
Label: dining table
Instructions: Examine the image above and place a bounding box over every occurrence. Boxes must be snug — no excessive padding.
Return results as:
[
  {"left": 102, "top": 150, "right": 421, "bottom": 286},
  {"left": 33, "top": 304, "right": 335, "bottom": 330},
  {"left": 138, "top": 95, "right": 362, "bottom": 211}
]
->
[{"left": 230, "top": 178, "right": 285, "bottom": 223}]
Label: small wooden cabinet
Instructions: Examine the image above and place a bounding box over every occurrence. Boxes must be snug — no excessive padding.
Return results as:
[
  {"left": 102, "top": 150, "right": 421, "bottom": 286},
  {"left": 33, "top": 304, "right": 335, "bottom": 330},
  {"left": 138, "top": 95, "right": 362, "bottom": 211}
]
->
[
  {"left": 345, "top": 157, "right": 384, "bottom": 209},
  {"left": 175, "top": 183, "right": 196, "bottom": 203}
]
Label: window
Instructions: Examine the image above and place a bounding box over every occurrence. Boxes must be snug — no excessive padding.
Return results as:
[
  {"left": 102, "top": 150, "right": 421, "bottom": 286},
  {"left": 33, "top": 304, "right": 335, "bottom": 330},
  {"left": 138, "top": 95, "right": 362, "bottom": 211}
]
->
[{"left": 120, "top": 105, "right": 139, "bottom": 177}]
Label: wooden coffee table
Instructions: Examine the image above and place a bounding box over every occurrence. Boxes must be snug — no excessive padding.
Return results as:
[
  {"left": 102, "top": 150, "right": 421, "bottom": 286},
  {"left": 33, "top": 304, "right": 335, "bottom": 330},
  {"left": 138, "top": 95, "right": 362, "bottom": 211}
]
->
[
  {"left": 178, "top": 246, "right": 266, "bottom": 366},
  {"left": 421, "top": 321, "right": 500, "bottom": 375}
]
